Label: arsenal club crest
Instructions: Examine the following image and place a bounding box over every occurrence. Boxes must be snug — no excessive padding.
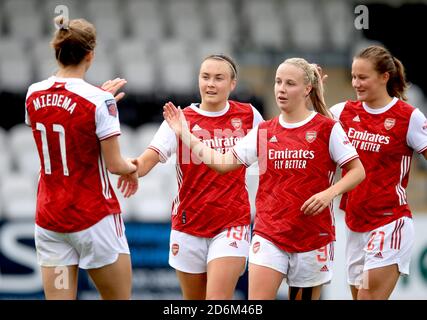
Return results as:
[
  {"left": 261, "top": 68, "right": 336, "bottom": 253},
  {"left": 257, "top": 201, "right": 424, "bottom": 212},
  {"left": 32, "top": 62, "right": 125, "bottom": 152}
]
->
[
  {"left": 231, "top": 118, "right": 242, "bottom": 130},
  {"left": 384, "top": 118, "right": 396, "bottom": 130},
  {"left": 172, "top": 243, "right": 179, "bottom": 256},
  {"left": 305, "top": 131, "right": 317, "bottom": 143}
]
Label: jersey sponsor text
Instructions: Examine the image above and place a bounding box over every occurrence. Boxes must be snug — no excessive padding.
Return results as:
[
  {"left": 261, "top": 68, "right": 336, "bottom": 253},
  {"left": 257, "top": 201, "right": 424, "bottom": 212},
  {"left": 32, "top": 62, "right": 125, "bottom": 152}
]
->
[
  {"left": 269, "top": 148, "right": 315, "bottom": 169},
  {"left": 347, "top": 127, "right": 390, "bottom": 152}
]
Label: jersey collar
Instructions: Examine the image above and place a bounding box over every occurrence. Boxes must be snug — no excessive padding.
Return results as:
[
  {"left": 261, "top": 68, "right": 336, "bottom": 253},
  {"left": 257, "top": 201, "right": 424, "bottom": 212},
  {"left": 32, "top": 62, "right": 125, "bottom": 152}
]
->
[
  {"left": 49, "top": 75, "right": 86, "bottom": 84},
  {"left": 362, "top": 97, "right": 398, "bottom": 114},
  {"left": 189, "top": 102, "right": 230, "bottom": 117},
  {"left": 279, "top": 111, "right": 317, "bottom": 128}
]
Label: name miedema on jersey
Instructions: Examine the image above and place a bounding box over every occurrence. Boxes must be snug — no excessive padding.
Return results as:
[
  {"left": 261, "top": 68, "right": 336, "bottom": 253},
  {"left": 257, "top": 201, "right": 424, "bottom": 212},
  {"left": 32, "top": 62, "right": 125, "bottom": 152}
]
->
[
  {"left": 269, "top": 149, "right": 315, "bottom": 169},
  {"left": 32, "top": 94, "right": 77, "bottom": 114},
  {"left": 347, "top": 127, "right": 390, "bottom": 152}
]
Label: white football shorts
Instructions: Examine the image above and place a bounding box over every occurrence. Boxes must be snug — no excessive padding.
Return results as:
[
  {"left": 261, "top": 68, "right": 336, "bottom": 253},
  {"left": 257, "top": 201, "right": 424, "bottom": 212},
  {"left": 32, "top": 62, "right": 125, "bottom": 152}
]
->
[
  {"left": 249, "top": 234, "right": 334, "bottom": 288},
  {"left": 169, "top": 225, "right": 250, "bottom": 274},
  {"left": 35, "top": 213, "right": 130, "bottom": 269},
  {"left": 346, "top": 216, "right": 414, "bottom": 286}
]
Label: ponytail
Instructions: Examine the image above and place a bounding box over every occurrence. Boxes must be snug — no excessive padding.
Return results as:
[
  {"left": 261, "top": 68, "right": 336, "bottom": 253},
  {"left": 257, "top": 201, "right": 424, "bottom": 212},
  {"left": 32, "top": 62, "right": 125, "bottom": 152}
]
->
[
  {"left": 389, "top": 56, "right": 408, "bottom": 101},
  {"left": 284, "top": 58, "right": 332, "bottom": 118},
  {"left": 355, "top": 45, "right": 408, "bottom": 101},
  {"left": 309, "top": 64, "right": 332, "bottom": 118},
  {"left": 51, "top": 15, "right": 96, "bottom": 66}
]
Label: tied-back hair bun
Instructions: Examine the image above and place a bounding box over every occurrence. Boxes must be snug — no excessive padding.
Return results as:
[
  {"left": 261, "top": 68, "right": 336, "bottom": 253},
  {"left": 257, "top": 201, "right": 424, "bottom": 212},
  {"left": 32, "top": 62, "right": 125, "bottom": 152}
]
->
[{"left": 54, "top": 15, "right": 70, "bottom": 30}]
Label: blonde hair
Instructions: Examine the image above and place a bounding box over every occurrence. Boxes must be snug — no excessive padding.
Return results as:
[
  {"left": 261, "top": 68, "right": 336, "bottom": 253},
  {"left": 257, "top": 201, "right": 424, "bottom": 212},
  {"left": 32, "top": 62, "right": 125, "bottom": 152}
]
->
[
  {"left": 283, "top": 58, "right": 331, "bottom": 118},
  {"left": 51, "top": 15, "right": 96, "bottom": 66}
]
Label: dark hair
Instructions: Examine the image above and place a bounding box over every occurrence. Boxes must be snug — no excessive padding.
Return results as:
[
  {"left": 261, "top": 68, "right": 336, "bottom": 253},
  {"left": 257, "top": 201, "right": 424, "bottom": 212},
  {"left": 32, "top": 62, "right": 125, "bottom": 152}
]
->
[
  {"left": 203, "top": 54, "right": 238, "bottom": 80},
  {"left": 51, "top": 15, "right": 96, "bottom": 66},
  {"left": 355, "top": 45, "right": 408, "bottom": 101}
]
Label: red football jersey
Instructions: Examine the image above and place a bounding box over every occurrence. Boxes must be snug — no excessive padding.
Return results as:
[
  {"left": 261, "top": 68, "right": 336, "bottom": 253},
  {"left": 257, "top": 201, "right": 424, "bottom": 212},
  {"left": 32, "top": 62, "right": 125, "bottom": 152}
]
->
[
  {"left": 331, "top": 98, "right": 427, "bottom": 232},
  {"left": 149, "top": 100, "right": 263, "bottom": 237},
  {"left": 25, "top": 76, "right": 121, "bottom": 232},
  {"left": 233, "top": 112, "right": 358, "bottom": 252}
]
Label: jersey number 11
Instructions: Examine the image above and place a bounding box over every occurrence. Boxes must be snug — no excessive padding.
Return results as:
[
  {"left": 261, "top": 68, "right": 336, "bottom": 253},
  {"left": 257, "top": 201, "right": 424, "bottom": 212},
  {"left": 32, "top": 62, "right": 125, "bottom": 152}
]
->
[{"left": 36, "top": 122, "right": 69, "bottom": 176}]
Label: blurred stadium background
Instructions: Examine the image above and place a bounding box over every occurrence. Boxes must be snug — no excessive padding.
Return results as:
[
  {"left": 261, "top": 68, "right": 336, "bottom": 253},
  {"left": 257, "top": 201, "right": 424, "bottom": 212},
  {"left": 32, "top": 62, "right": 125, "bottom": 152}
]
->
[{"left": 0, "top": 0, "right": 426, "bottom": 299}]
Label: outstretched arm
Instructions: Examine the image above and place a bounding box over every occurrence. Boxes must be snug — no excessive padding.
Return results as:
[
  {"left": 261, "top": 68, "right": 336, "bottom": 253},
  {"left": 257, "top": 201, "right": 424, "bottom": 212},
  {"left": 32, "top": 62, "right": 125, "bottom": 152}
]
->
[
  {"left": 101, "top": 136, "right": 138, "bottom": 197},
  {"left": 163, "top": 102, "right": 243, "bottom": 174},
  {"left": 101, "top": 136, "right": 136, "bottom": 175},
  {"left": 301, "top": 158, "right": 365, "bottom": 215},
  {"left": 116, "top": 148, "right": 161, "bottom": 195},
  {"left": 101, "top": 78, "right": 127, "bottom": 102}
]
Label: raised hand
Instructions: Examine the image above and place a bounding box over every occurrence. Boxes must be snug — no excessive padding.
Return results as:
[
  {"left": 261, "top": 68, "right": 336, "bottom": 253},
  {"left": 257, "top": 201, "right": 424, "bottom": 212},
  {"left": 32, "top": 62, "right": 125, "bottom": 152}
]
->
[
  {"left": 312, "top": 64, "right": 328, "bottom": 84},
  {"left": 163, "top": 101, "right": 188, "bottom": 136},
  {"left": 101, "top": 78, "right": 127, "bottom": 102}
]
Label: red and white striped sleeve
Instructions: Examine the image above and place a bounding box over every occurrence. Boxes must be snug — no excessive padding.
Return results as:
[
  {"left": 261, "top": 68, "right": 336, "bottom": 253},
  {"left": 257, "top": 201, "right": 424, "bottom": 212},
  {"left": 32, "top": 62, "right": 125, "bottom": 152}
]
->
[
  {"left": 95, "top": 94, "right": 121, "bottom": 141},
  {"left": 148, "top": 120, "right": 177, "bottom": 163},
  {"left": 407, "top": 108, "right": 427, "bottom": 154},
  {"left": 232, "top": 125, "right": 259, "bottom": 167},
  {"left": 329, "top": 122, "right": 359, "bottom": 167}
]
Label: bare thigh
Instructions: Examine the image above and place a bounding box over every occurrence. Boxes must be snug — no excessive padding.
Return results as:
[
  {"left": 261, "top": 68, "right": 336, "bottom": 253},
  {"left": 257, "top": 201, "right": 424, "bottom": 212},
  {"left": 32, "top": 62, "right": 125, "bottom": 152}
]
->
[
  {"left": 87, "top": 253, "right": 132, "bottom": 300},
  {"left": 41, "top": 265, "right": 79, "bottom": 300},
  {"left": 176, "top": 270, "right": 207, "bottom": 300},
  {"left": 248, "top": 263, "right": 284, "bottom": 300},
  {"left": 357, "top": 264, "right": 400, "bottom": 300},
  {"left": 206, "top": 256, "right": 246, "bottom": 300}
]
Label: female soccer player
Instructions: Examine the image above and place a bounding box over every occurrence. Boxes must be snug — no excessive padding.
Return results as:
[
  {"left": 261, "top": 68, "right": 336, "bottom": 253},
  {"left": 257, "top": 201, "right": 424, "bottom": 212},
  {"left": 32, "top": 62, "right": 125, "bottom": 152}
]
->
[
  {"left": 118, "top": 54, "right": 263, "bottom": 299},
  {"left": 330, "top": 45, "right": 427, "bottom": 300},
  {"left": 162, "top": 57, "right": 365, "bottom": 300},
  {"left": 25, "top": 16, "right": 138, "bottom": 299}
]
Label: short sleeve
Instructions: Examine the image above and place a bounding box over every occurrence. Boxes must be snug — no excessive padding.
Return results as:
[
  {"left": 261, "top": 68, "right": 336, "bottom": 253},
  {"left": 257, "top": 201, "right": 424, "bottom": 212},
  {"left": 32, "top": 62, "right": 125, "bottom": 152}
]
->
[
  {"left": 251, "top": 104, "right": 264, "bottom": 127},
  {"left": 148, "top": 120, "right": 177, "bottom": 163},
  {"left": 407, "top": 108, "right": 427, "bottom": 153},
  {"left": 329, "top": 122, "right": 359, "bottom": 167},
  {"left": 95, "top": 95, "right": 121, "bottom": 140},
  {"left": 25, "top": 107, "right": 31, "bottom": 126},
  {"left": 232, "top": 125, "right": 259, "bottom": 167},
  {"left": 329, "top": 102, "right": 346, "bottom": 121}
]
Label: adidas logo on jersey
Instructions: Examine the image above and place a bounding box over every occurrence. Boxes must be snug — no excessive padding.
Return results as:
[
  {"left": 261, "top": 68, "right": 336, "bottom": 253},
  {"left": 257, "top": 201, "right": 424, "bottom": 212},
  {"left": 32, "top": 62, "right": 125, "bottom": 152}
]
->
[
  {"left": 374, "top": 252, "right": 383, "bottom": 259},
  {"left": 320, "top": 265, "right": 329, "bottom": 272},
  {"left": 353, "top": 115, "right": 361, "bottom": 122},
  {"left": 192, "top": 124, "right": 203, "bottom": 131},
  {"left": 229, "top": 241, "right": 238, "bottom": 248},
  {"left": 269, "top": 135, "right": 278, "bottom": 143}
]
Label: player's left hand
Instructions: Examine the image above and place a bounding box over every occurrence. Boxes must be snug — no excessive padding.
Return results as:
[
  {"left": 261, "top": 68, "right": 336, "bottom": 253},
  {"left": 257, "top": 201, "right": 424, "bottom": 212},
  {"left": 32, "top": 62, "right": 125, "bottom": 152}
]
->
[
  {"left": 313, "top": 64, "right": 328, "bottom": 84},
  {"left": 301, "top": 189, "right": 334, "bottom": 216},
  {"left": 163, "top": 102, "right": 188, "bottom": 137},
  {"left": 118, "top": 158, "right": 139, "bottom": 198},
  {"left": 101, "top": 78, "right": 127, "bottom": 102}
]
